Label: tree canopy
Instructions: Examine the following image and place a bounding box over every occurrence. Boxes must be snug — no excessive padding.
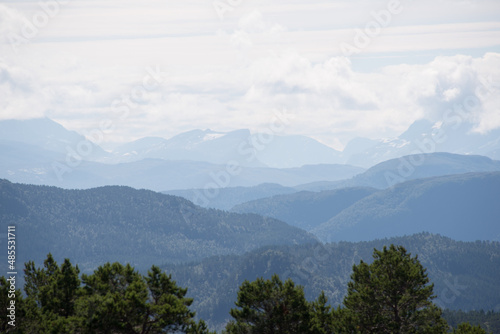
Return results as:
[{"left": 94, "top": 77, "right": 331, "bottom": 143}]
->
[
  {"left": 0, "top": 247, "right": 493, "bottom": 333},
  {"left": 342, "top": 244, "right": 449, "bottom": 333},
  {"left": 223, "top": 245, "right": 478, "bottom": 334},
  {"left": 2, "top": 254, "right": 213, "bottom": 334},
  {"left": 225, "top": 274, "right": 311, "bottom": 333}
]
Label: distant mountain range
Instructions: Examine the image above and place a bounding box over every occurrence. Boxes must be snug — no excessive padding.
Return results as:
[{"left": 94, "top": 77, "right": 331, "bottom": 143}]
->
[
  {"left": 339, "top": 151, "right": 500, "bottom": 189},
  {"left": 312, "top": 172, "right": 500, "bottom": 242},
  {"left": 168, "top": 152, "right": 500, "bottom": 209},
  {"left": 0, "top": 179, "right": 317, "bottom": 273},
  {"left": 0, "top": 118, "right": 343, "bottom": 168},
  {"left": 232, "top": 171, "right": 500, "bottom": 242},
  {"left": 2, "top": 117, "right": 500, "bottom": 241},
  {"left": 343, "top": 119, "right": 500, "bottom": 167},
  {"left": 294, "top": 152, "right": 500, "bottom": 191},
  {"left": 97, "top": 118, "right": 500, "bottom": 168},
  {"left": 113, "top": 129, "right": 342, "bottom": 168},
  {"left": 3, "top": 170, "right": 497, "bottom": 279},
  {"left": 0, "top": 149, "right": 364, "bottom": 191},
  {"left": 2, "top": 117, "right": 500, "bottom": 171},
  {"left": 2, "top": 118, "right": 500, "bottom": 193},
  {"left": 0, "top": 118, "right": 109, "bottom": 161},
  {"left": 0, "top": 118, "right": 364, "bottom": 190},
  {"left": 2, "top": 117, "right": 499, "bottom": 332}
]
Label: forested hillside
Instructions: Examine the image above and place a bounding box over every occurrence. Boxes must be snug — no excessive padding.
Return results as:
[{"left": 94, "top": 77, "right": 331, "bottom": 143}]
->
[
  {"left": 165, "top": 233, "right": 500, "bottom": 330},
  {"left": 345, "top": 152, "right": 500, "bottom": 189},
  {"left": 231, "top": 187, "right": 377, "bottom": 230},
  {"left": 312, "top": 172, "right": 500, "bottom": 242},
  {"left": 230, "top": 172, "right": 500, "bottom": 242},
  {"left": 3, "top": 246, "right": 496, "bottom": 333},
  {"left": 164, "top": 183, "right": 297, "bottom": 210},
  {"left": 0, "top": 179, "right": 317, "bottom": 273},
  {"left": 443, "top": 310, "right": 500, "bottom": 333},
  {"left": 294, "top": 152, "right": 500, "bottom": 191}
]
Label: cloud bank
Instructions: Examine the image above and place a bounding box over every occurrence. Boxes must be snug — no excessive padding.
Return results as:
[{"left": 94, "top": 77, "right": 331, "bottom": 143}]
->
[{"left": 0, "top": 0, "right": 499, "bottom": 148}]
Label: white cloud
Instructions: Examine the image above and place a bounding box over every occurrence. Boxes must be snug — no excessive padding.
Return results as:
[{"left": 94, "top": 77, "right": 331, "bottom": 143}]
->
[
  {"left": 0, "top": 4, "right": 31, "bottom": 49},
  {"left": 230, "top": 30, "right": 253, "bottom": 49},
  {"left": 232, "top": 51, "right": 500, "bottom": 144},
  {"left": 238, "top": 10, "right": 267, "bottom": 33},
  {"left": 0, "top": 0, "right": 499, "bottom": 148},
  {"left": 0, "top": 59, "right": 49, "bottom": 120}
]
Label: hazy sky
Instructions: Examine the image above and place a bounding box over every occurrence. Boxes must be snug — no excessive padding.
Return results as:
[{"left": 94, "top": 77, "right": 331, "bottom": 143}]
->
[{"left": 1, "top": 0, "right": 499, "bottom": 149}]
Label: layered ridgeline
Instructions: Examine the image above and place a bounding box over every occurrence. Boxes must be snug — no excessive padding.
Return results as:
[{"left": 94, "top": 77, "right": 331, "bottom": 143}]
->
[
  {"left": 312, "top": 172, "right": 500, "bottom": 242},
  {"left": 111, "top": 128, "right": 343, "bottom": 168},
  {"left": 232, "top": 172, "right": 500, "bottom": 242},
  {"left": 165, "top": 152, "right": 500, "bottom": 209},
  {"left": 295, "top": 152, "right": 500, "bottom": 191},
  {"left": 165, "top": 233, "right": 500, "bottom": 331},
  {"left": 165, "top": 183, "right": 298, "bottom": 210},
  {"left": 4, "top": 118, "right": 500, "bottom": 194},
  {"left": 0, "top": 179, "right": 317, "bottom": 273},
  {"left": 232, "top": 187, "right": 378, "bottom": 231},
  {"left": 0, "top": 118, "right": 363, "bottom": 191},
  {"left": 0, "top": 142, "right": 363, "bottom": 191},
  {"left": 343, "top": 119, "right": 500, "bottom": 167},
  {"left": 2, "top": 117, "right": 500, "bottom": 170},
  {"left": 344, "top": 152, "right": 500, "bottom": 189}
]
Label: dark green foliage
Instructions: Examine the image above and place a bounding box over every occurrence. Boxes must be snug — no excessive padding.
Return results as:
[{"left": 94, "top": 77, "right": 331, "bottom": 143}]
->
[
  {"left": 2, "top": 250, "right": 498, "bottom": 333},
  {"left": 0, "top": 179, "right": 317, "bottom": 273},
  {"left": 166, "top": 234, "right": 500, "bottom": 330},
  {"left": 0, "top": 276, "right": 24, "bottom": 333},
  {"left": 22, "top": 253, "right": 81, "bottom": 333},
  {"left": 144, "top": 266, "right": 197, "bottom": 332},
  {"left": 231, "top": 187, "right": 377, "bottom": 230},
  {"left": 443, "top": 310, "right": 500, "bottom": 334},
  {"left": 78, "top": 262, "right": 151, "bottom": 333},
  {"left": 309, "top": 291, "right": 341, "bottom": 334},
  {"left": 77, "top": 262, "right": 199, "bottom": 333},
  {"left": 451, "top": 322, "right": 487, "bottom": 334},
  {"left": 342, "top": 245, "right": 448, "bottom": 333},
  {"left": 226, "top": 275, "right": 311, "bottom": 333},
  {"left": 188, "top": 319, "right": 215, "bottom": 334},
  {"left": 224, "top": 246, "right": 453, "bottom": 334},
  {"left": 3, "top": 255, "right": 214, "bottom": 334}
]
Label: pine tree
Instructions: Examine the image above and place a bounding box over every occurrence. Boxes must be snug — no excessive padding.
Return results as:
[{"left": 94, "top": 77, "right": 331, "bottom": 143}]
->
[
  {"left": 78, "top": 262, "right": 149, "bottom": 333},
  {"left": 22, "top": 254, "right": 81, "bottom": 333},
  {"left": 78, "top": 262, "right": 209, "bottom": 333},
  {"left": 452, "top": 322, "right": 487, "bottom": 334},
  {"left": 16, "top": 254, "right": 213, "bottom": 334},
  {"left": 343, "top": 244, "right": 448, "bottom": 333},
  {"left": 225, "top": 274, "right": 311, "bottom": 334},
  {"left": 0, "top": 276, "right": 24, "bottom": 333},
  {"left": 143, "top": 265, "right": 196, "bottom": 333},
  {"left": 309, "top": 291, "right": 337, "bottom": 334}
]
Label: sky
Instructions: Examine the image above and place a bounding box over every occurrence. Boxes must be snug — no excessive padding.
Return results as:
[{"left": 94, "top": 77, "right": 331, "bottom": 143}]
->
[{"left": 0, "top": 0, "right": 499, "bottom": 150}]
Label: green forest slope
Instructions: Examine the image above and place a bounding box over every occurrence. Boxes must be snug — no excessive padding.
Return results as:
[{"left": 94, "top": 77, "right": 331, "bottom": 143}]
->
[
  {"left": 0, "top": 179, "right": 317, "bottom": 272},
  {"left": 165, "top": 233, "right": 500, "bottom": 330}
]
